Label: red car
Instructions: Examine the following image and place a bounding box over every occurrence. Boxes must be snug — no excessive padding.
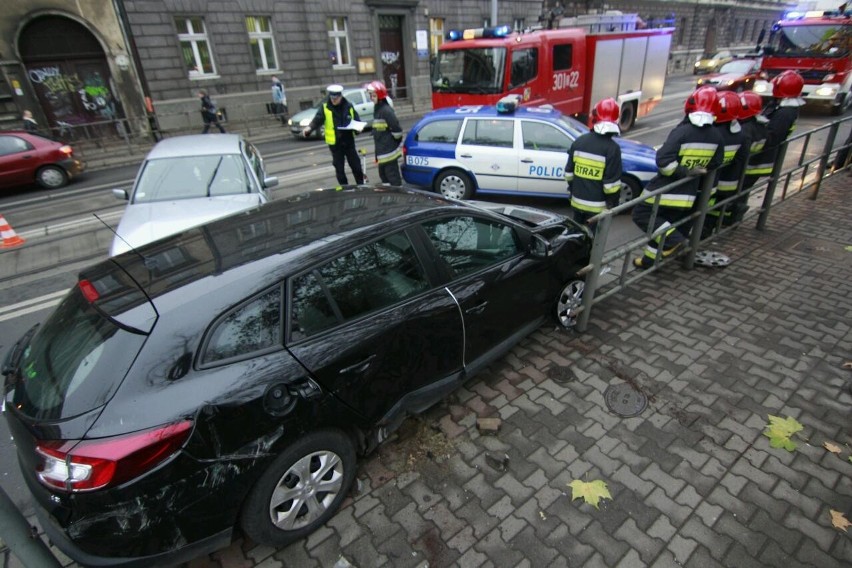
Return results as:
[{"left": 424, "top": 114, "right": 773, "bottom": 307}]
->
[
  {"left": 695, "top": 58, "right": 766, "bottom": 92},
  {"left": 0, "top": 131, "right": 85, "bottom": 190}
]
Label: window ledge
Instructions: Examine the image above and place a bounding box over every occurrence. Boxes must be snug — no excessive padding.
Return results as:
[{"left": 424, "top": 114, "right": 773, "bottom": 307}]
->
[
  {"left": 255, "top": 70, "right": 282, "bottom": 76},
  {"left": 189, "top": 74, "right": 222, "bottom": 81}
]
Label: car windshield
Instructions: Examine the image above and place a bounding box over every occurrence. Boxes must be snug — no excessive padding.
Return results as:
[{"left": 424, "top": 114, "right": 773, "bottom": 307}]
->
[
  {"left": 432, "top": 47, "right": 506, "bottom": 94},
  {"left": 10, "top": 287, "right": 147, "bottom": 420},
  {"left": 718, "top": 60, "right": 755, "bottom": 74},
  {"left": 133, "top": 154, "right": 254, "bottom": 202},
  {"left": 769, "top": 24, "right": 851, "bottom": 57}
]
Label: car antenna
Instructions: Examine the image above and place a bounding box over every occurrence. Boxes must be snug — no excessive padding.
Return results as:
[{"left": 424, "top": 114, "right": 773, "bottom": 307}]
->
[{"left": 92, "top": 212, "right": 148, "bottom": 264}]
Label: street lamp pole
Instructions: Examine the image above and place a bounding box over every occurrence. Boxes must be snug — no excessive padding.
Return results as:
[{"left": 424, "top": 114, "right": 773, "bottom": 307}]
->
[{"left": 492, "top": 0, "right": 498, "bottom": 26}]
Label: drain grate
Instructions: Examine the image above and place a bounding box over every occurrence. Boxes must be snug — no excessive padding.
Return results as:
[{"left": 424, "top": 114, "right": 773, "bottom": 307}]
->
[
  {"left": 547, "top": 365, "right": 576, "bottom": 384},
  {"left": 604, "top": 383, "right": 648, "bottom": 417}
]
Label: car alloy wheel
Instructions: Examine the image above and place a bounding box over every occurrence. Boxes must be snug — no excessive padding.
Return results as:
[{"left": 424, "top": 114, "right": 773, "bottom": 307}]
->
[
  {"left": 240, "top": 430, "right": 355, "bottom": 546},
  {"left": 435, "top": 169, "right": 473, "bottom": 200},
  {"left": 36, "top": 165, "right": 68, "bottom": 189},
  {"left": 556, "top": 279, "right": 585, "bottom": 328}
]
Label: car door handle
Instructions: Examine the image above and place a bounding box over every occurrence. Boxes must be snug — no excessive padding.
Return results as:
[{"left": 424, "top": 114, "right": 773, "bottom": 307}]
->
[
  {"left": 465, "top": 301, "right": 488, "bottom": 315},
  {"left": 520, "top": 158, "right": 534, "bottom": 163},
  {"left": 460, "top": 154, "right": 473, "bottom": 158},
  {"left": 339, "top": 354, "right": 376, "bottom": 374}
]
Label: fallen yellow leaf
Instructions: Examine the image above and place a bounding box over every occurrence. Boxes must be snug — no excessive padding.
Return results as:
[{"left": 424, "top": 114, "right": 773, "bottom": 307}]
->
[
  {"left": 843, "top": 360, "right": 852, "bottom": 370},
  {"left": 823, "top": 441, "right": 842, "bottom": 454},
  {"left": 568, "top": 479, "right": 612, "bottom": 509},
  {"left": 830, "top": 509, "right": 851, "bottom": 532}
]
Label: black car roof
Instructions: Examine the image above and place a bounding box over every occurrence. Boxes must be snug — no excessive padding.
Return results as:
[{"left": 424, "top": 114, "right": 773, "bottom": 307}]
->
[{"left": 81, "top": 186, "right": 460, "bottom": 318}]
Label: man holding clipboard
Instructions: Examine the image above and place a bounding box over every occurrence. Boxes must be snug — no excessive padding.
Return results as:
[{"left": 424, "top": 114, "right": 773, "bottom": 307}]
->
[{"left": 303, "top": 84, "right": 366, "bottom": 185}]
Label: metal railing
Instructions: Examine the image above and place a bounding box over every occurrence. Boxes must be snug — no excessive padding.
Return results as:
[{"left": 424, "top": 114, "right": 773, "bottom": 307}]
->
[{"left": 575, "top": 114, "right": 852, "bottom": 332}]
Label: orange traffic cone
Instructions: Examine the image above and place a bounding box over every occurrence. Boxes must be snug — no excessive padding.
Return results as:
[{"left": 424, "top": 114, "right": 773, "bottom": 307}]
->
[{"left": 0, "top": 215, "right": 25, "bottom": 248}]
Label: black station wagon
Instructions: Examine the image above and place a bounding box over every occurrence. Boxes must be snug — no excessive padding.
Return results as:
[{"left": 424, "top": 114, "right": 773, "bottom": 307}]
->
[{"left": 3, "top": 186, "right": 591, "bottom": 566}]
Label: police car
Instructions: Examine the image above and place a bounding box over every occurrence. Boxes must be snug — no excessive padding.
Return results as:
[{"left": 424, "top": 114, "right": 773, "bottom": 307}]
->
[{"left": 401, "top": 98, "right": 658, "bottom": 204}]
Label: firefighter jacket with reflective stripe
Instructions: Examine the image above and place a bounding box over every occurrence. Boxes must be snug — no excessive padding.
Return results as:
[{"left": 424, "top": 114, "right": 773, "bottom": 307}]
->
[
  {"left": 564, "top": 131, "right": 622, "bottom": 213},
  {"left": 714, "top": 122, "right": 750, "bottom": 195},
  {"left": 309, "top": 98, "right": 360, "bottom": 146},
  {"left": 643, "top": 118, "right": 724, "bottom": 209},
  {"left": 745, "top": 103, "right": 798, "bottom": 177},
  {"left": 370, "top": 100, "right": 403, "bottom": 164}
]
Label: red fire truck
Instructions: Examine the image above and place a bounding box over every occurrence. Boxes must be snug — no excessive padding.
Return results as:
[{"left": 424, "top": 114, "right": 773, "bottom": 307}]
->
[
  {"left": 430, "top": 14, "right": 674, "bottom": 131},
  {"left": 752, "top": 9, "right": 851, "bottom": 115}
]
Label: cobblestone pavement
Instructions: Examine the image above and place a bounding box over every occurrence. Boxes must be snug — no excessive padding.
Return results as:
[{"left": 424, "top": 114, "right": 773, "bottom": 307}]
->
[{"left": 2, "top": 173, "right": 851, "bottom": 567}]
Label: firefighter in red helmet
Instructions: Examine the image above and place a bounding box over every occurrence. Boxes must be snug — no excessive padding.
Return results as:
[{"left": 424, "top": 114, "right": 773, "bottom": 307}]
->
[
  {"left": 737, "top": 70, "right": 804, "bottom": 221},
  {"left": 563, "top": 97, "right": 623, "bottom": 226},
  {"left": 364, "top": 80, "right": 403, "bottom": 185},
  {"left": 631, "top": 86, "right": 724, "bottom": 269}
]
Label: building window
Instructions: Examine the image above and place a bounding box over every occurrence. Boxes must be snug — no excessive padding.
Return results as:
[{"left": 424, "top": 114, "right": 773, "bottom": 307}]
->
[
  {"left": 176, "top": 17, "right": 216, "bottom": 77},
  {"left": 327, "top": 17, "right": 351, "bottom": 67},
  {"left": 429, "top": 18, "right": 444, "bottom": 56},
  {"left": 513, "top": 18, "right": 525, "bottom": 32},
  {"left": 678, "top": 17, "right": 687, "bottom": 45},
  {"left": 246, "top": 16, "right": 278, "bottom": 72}
]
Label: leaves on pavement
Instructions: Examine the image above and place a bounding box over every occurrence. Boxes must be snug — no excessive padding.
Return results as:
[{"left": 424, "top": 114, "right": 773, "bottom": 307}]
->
[
  {"left": 843, "top": 360, "right": 852, "bottom": 370},
  {"left": 568, "top": 479, "right": 612, "bottom": 509},
  {"left": 830, "top": 509, "right": 851, "bottom": 532},
  {"left": 823, "top": 441, "right": 842, "bottom": 455},
  {"left": 763, "top": 415, "right": 804, "bottom": 452}
]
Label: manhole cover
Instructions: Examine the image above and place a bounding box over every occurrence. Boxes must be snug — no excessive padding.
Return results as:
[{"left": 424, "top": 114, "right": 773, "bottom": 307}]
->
[
  {"left": 547, "top": 365, "right": 576, "bottom": 384},
  {"left": 604, "top": 383, "right": 648, "bottom": 417},
  {"left": 695, "top": 250, "right": 731, "bottom": 268}
]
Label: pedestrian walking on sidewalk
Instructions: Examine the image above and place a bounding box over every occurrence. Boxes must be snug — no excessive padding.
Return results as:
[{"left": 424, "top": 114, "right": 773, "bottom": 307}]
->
[
  {"left": 364, "top": 80, "right": 403, "bottom": 185},
  {"left": 22, "top": 110, "right": 40, "bottom": 133},
  {"left": 198, "top": 90, "right": 225, "bottom": 134},
  {"left": 564, "top": 97, "right": 623, "bottom": 226},
  {"left": 631, "top": 86, "right": 724, "bottom": 269},
  {"left": 303, "top": 84, "right": 365, "bottom": 185},
  {"left": 271, "top": 76, "right": 288, "bottom": 125}
]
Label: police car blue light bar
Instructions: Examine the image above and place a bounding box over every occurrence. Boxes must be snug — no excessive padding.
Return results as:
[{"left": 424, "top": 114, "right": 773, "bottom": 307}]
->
[{"left": 496, "top": 94, "right": 522, "bottom": 113}]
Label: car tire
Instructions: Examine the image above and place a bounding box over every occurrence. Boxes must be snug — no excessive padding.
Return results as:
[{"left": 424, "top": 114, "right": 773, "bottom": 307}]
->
[
  {"left": 618, "top": 176, "right": 641, "bottom": 215},
  {"left": 555, "top": 278, "right": 585, "bottom": 328},
  {"left": 240, "top": 429, "right": 356, "bottom": 547},
  {"left": 435, "top": 169, "right": 474, "bottom": 200},
  {"left": 618, "top": 102, "right": 636, "bottom": 132},
  {"left": 36, "top": 165, "right": 68, "bottom": 189}
]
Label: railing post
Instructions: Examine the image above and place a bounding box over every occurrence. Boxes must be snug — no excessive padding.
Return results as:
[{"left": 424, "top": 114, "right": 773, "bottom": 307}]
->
[
  {"left": 576, "top": 213, "right": 612, "bottom": 333},
  {"left": 756, "top": 141, "right": 789, "bottom": 231},
  {"left": 0, "top": 486, "right": 62, "bottom": 567},
  {"left": 811, "top": 121, "right": 840, "bottom": 201},
  {"left": 683, "top": 172, "right": 715, "bottom": 270}
]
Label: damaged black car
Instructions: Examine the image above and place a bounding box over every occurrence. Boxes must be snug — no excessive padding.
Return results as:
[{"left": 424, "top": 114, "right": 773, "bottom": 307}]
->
[{"left": 2, "top": 186, "right": 591, "bottom": 566}]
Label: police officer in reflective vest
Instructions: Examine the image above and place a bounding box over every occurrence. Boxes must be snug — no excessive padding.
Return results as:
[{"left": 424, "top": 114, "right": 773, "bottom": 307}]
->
[
  {"left": 704, "top": 90, "right": 750, "bottom": 233},
  {"left": 632, "top": 87, "right": 724, "bottom": 269},
  {"left": 740, "top": 71, "right": 804, "bottom": 197},
  {"left": 365, "top": 80, "right": 403, "bottom": 185},
  {"left": 564, "top": 98, "right": 623, "bottom": 225},
  {"left": 303, "top": 84, "right": 365, "bottom": 185}
]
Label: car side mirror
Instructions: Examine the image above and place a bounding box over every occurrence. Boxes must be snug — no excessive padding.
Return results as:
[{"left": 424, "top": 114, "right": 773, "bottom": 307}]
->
[
  {"left": 529, "top": 234, "right": 552, "bottom": 258},
  {"left": 112, "top": 188, "right": 129, "bottom": 201},
  {"left": 263, "top": 176, "right": 279, "bottom": 189}
]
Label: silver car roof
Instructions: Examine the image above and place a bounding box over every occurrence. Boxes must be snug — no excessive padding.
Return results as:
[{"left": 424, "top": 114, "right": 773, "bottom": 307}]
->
[{"left": 145, "top": 134, "right": 244, "bottom": 159}]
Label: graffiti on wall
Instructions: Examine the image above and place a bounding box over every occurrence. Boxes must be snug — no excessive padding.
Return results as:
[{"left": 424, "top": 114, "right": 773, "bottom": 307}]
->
[{"left": 28, "top": 64, "right": 119, "bottom": 124}]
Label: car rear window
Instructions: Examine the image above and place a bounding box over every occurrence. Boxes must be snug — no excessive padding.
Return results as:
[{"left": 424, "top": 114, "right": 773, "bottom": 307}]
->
[
  {"left": 11, "top": 287, "right": 147, "bottom": 420},
  {"left": 415, "top": 119, "right": 462, "bottom": 143}
]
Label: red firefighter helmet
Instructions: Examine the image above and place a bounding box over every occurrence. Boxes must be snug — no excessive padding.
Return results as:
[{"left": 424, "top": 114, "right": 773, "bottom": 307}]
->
[
  {"left": 366, "top": 80, "right": 388, "bottom": 101},
  {"left": 713, "top": 91, "right": 741, "bottom": 124},
  {"left": 685, "top": 86, "right": 718, "bottom": 115},
  {"left": 771, "top": 70, "right": 804, "bottom": 98},
  {"left": 591, "top": 98, "right": 620, "bottom": 124},
  {"left": 738, "top": 91, "right": 763, "bottom": 120}
]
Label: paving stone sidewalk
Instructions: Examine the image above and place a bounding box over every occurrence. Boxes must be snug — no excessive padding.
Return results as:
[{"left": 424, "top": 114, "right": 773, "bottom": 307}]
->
[{"left": 2, "top": 173, "right": 851, "bottom": 568}]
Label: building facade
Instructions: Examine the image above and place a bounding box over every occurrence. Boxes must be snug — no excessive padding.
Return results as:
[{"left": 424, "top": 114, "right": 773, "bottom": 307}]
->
[{"left": 0, "top": 1, "right": 798, "bottom": 136}]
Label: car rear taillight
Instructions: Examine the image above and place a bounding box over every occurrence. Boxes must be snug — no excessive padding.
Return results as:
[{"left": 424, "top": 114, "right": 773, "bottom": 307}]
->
[
  {"left": 59, "top": 145, "right": 73, "bottom": 157},
  {"left": 35, "top": 421, "right": 193, "bottom": 492},
  {"left": 402, "top": 144, "right": 408, "bottom": 158}
]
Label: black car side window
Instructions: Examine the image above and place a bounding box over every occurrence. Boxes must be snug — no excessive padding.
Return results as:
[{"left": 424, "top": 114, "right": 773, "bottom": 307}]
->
[
  {"left": 422, "top": 216, "right": 520, "bottom": 277},
  {"left": 201, "top": 287, "right": 282, "bottom": 365},
  {"left": 290, "top": 231, "right": 430, "bottom": 339}
]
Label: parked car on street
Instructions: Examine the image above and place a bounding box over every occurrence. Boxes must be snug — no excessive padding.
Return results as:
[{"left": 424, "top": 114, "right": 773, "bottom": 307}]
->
[
  {"left": 400, "top": 100, "right": 658, "bottom": 206},
  {"left": 3, "top": 185, "right": 591, "bottom": 567},
  {"left": 693, "top": 50, "right": 734, "bottom": 74},
  {"left": 696, "top": 58, "right": 765, "bottom": 92},
  {"left": 288, "top": 87, "right": 392, "bottom": 139},
  {"left": 109, "top": 134, "right": 277, "bottom": 256},
  {"left": 0, "top": 131, "right": 85, "bottom": 190}
]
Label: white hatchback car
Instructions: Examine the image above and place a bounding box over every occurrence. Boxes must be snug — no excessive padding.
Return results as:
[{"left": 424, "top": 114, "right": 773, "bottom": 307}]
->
[{"left": 110, "top": 134, "right": 277, "bottom": 256}]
